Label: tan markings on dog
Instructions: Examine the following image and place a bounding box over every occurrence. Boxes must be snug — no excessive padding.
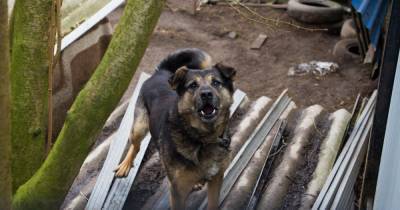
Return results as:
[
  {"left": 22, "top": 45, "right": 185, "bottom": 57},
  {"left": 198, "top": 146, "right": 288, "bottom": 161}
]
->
[
  {"left": 208, "top": 76, "right": 233, "bottom": 113},
  {"left": 206, "top": 171, "right": 224, "bottom": 210},
  {"left": 115, "top": 97, "right": 149, "bottom": 177},
  {"left": 172, "top": 130, "right": 202, "bottom": 164},
  {"left": 200, "top": 53, "right": 212, "bottom": 69},
  {"left": 169, "top": 169, "right": 202, "bottom": 210},
  {"left": 218, "top": 88, "right": 233, "bottom": 110},
  {"left": 192, "top": 76, "right": 209, "bottom": 87},
  {"left": 178, "top": 90, "right": 196, "bottom": 113},
  {"left": 194, "top": 76, "right": 202, "bottom": 83},
  {"left": 205, "top": 74, "right": 214, "bottom": 83},
  {"left": 171, "top": 67, "right": 189, "bottom": 90},
  {"left": 186, "top": 114, "right": 209, "bottom": 133}
]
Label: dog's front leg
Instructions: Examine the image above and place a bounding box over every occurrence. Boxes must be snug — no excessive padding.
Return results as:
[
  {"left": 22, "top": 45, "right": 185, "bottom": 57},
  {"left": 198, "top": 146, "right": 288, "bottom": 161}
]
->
[
  {"left": 169, "top": 170, "right": 199, "bottom": 210},
  {"left": 170, "top": 184, "right": 191, "bottom": 210},
  {"left": 115, "top": 96, "right": 149, "bottom": 177},
  {"left": 207, "top": 172, "right": 223, "bottom": 210}
]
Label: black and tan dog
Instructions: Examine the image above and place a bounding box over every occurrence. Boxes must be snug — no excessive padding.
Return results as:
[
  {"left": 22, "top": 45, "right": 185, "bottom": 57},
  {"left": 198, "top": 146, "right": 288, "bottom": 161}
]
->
[{"left": 114, "top": 48, "right": 236, "bottom": 210}]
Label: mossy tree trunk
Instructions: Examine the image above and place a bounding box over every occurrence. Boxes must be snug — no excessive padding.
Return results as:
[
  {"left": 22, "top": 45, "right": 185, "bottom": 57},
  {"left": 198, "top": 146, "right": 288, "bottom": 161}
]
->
[
  {"left": 12, "top": 0, "right": 165, "bottom": 209},
  {"left": 10, "top": 0, "right": 53, "bottom": 191},
  {"left": 0, "top": 0, "right": 12, "bottom": 209}
]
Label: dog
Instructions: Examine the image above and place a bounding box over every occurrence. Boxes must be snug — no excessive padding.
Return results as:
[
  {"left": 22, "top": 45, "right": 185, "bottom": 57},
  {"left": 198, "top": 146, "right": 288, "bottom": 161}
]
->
[{"left": 114, "top": 48, "right": 236, "bottom": 210}]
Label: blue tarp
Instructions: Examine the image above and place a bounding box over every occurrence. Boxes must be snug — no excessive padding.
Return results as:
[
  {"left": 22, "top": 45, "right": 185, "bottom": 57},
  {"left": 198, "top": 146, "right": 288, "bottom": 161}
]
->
[{"left": 352, "top": 0, "right": 389, "bottom": 48}]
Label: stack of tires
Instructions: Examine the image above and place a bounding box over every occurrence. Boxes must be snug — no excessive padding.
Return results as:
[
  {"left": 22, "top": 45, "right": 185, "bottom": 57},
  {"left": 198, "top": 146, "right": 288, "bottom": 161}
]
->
[
  {"left": 334, "top": 19, "right": 361, "bottom": 62},
  {"left": 287, "top": 0, "right": 344, "bottom": 24},
  {"left": 287, "top": 0, "right": 360, "bottom": 62}
]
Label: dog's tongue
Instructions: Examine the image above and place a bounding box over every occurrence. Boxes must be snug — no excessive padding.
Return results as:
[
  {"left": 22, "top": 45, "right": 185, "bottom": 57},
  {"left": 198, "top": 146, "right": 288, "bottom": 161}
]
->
[{"left": 203, "top": 104, "right": 214, "bottom": 115}]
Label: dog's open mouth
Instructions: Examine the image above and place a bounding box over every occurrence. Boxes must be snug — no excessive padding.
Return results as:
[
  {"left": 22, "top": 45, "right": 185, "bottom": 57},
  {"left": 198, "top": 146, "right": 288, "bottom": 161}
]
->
[{"left": 198, "top": 103, "right": 218, "bottom": 121}]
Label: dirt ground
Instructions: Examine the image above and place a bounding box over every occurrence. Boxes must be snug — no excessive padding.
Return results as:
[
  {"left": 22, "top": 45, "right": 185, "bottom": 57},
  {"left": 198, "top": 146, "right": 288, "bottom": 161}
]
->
[{"left": 124, "top": 2, "right": 376, "bottom": 113}]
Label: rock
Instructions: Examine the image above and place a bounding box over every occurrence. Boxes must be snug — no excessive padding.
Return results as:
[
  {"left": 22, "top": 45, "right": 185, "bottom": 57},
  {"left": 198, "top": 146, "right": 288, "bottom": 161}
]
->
[{"left": 228, "top": 31, "right": 238, "bottom": 39}]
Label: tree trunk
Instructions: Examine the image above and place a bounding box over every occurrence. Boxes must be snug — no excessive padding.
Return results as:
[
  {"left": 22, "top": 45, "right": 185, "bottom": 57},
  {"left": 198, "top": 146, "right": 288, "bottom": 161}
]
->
[
  {"left": 12, "top": 0, "right": 165, "bottom": 209},
  {"left": 10, "top": 0, "right": 53, "bottom": 191},
  {"left": 0, "top": 0, "right": 12, "bottom": 209}
]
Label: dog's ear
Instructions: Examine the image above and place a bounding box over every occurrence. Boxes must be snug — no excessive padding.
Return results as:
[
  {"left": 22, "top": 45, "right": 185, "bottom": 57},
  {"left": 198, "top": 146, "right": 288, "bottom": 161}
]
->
[
  {"left": 169, "top": 66, "right": 188, "bottom": 91},
  {"left": 214, "top": 63, "right": 236, "bottom": 80}
]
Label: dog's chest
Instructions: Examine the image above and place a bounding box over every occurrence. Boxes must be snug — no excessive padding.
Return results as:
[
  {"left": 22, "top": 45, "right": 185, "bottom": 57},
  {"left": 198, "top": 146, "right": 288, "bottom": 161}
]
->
[
  {"left": 166, "top": 124, "right": 230, "bottom": 180},
  {"left": 197, "top": 144, "right": 229, "bottom": 180}
]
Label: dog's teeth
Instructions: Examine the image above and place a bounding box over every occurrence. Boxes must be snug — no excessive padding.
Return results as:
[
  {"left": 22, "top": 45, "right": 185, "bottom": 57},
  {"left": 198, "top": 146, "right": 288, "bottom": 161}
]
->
[
  {"left": 201, "top": 110, "right": 205, "bottom": 116},
  {"left": 212, "top": 109, "right": 216, "bottom": 114}
]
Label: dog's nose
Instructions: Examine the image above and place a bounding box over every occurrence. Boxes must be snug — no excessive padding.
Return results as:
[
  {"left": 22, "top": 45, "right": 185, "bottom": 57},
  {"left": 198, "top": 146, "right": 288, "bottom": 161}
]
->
[{"left": 200, "top": 90, "right": 213, "bottom": 101}]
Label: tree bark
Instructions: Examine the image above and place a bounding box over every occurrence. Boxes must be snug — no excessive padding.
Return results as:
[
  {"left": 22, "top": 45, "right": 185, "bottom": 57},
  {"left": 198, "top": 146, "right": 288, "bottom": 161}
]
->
[
  {"left": 12, "top": 0, "right": 165, "bottom": 209},
  {"left": 10, "top": 0, "right": 53, "bottom": 191},
  {"left": 0, "top": 0, "right": 12, "bottom": 209}
]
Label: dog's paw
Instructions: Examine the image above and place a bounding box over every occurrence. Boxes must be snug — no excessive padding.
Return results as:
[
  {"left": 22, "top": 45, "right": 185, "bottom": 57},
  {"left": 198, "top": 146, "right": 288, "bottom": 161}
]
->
[
  {"left": 114, "top": 161, "right": 132, "bottom": 177},
  {"left": 192, "top": 183, "right": 204, "bottom": 191}
]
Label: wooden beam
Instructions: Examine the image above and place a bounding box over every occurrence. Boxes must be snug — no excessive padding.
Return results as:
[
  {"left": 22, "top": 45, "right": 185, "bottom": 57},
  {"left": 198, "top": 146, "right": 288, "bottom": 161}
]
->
[
  {"left": 312, "top": 90, "right": 377, "bottom": 209},
  {"left": 61, "top": 0, "right": 125, "bottom": 52},
  {"left": 246, "top": 119, "right": 286, "bottom": 210},
  {"left": 86, "top": 73, "right": 150, "bottom": 210}
]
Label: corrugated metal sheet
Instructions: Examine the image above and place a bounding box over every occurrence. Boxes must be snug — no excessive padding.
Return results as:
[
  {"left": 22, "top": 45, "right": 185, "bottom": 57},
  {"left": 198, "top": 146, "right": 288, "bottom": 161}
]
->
[
  {"left": 352, "top": 0, "right": 389, "bottom": 47},
  {"left": 373, "top": 52, "right": 400, "bottom": 210}
]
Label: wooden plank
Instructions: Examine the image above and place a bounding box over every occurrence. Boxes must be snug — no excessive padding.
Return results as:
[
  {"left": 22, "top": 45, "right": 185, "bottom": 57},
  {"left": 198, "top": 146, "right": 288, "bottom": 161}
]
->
[
  {"left": 312, "top": 90, "right": 377, "bottom": 209},
  {"left": 315, "top": 109, "right": 373, "bottom": 209},
  {"left": 349, "top": 94, "right": 361, "bottom": 128},
  {"left": 86, "top": 73, "right": 150, "bottom": 210},
  {"left": 60, "top": 0, "right": 125, "bottom": 52},
  {"left": 103, "top": 133, "right": 151, "bottom": 209},
  {"left": 339, "top": 94, "right": 361, "bottom": 152},
  {"left": 250, "top": 34, "right": 268, "bottom": 49},
  {"left": 312, "top": 102, "right": 369, "bottom": 208},
  {"left": 332, "top": 116, "right": 373, "bottom": 209},
  {"left": 200, "top": 90, "right": 291, "bottom": 209},
  {"left": 318, "top": 93, "right": 376, "bottom": 209},
  {"left": 102, "top": 89, "right": 246, "bottom": 210},
  {"left": 246, "top": 119, "right": 286, "bottom": 210},
  {"left": 229, "top": 89, "right": 246, "bottom": 118},
  {"left": 141, "top": 178, "right": 170, "bottom": 210}
]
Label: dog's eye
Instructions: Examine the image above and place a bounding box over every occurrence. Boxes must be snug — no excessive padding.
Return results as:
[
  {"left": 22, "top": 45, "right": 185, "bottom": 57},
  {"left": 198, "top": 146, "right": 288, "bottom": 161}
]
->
[
  {"left": 212, "top": 80, "right": 221, "bottom": 87},
  {"left": 188, "top": 82, "right": 199, "bottom": 90}
]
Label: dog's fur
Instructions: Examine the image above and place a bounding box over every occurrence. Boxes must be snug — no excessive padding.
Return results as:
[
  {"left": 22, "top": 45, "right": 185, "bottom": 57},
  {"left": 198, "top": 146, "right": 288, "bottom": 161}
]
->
[{"left": 115, "top": 49, "right": 236, "bottom": 210}]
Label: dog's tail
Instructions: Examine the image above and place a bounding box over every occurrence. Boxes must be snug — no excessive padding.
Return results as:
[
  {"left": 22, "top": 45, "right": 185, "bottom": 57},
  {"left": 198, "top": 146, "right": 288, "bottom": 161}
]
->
[{"left": 156, "top": 48, "right": 212, "bottom": 73}]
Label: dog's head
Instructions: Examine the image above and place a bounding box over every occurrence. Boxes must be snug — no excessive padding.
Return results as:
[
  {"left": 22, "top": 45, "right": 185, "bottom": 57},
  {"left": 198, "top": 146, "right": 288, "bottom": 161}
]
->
[{"left": 170, "top": 63, "right": 236, "bottom": 127}]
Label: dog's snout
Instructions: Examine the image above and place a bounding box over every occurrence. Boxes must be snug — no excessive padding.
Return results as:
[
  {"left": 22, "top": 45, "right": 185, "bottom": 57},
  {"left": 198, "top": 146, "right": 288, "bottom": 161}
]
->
[{"left": 200, "top": 90, "right": 213, "bottom": 101}]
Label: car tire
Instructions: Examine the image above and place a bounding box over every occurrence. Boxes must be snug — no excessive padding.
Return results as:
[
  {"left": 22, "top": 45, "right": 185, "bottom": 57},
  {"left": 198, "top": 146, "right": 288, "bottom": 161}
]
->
[
  {"left": 288, "top": 0, "right": 344, "bottom": 24},
  {"left": 333, "top": 38, "right": 361, "bottom": 61},
  {"left": 340, "top": 19, "right": 357, "bottom": 38}
]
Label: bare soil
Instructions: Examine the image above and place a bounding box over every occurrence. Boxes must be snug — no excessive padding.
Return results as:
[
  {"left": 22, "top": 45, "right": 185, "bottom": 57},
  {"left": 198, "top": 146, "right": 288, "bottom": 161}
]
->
[{"left": 125, "top": 3, "right": 376, "bottom": 112}]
